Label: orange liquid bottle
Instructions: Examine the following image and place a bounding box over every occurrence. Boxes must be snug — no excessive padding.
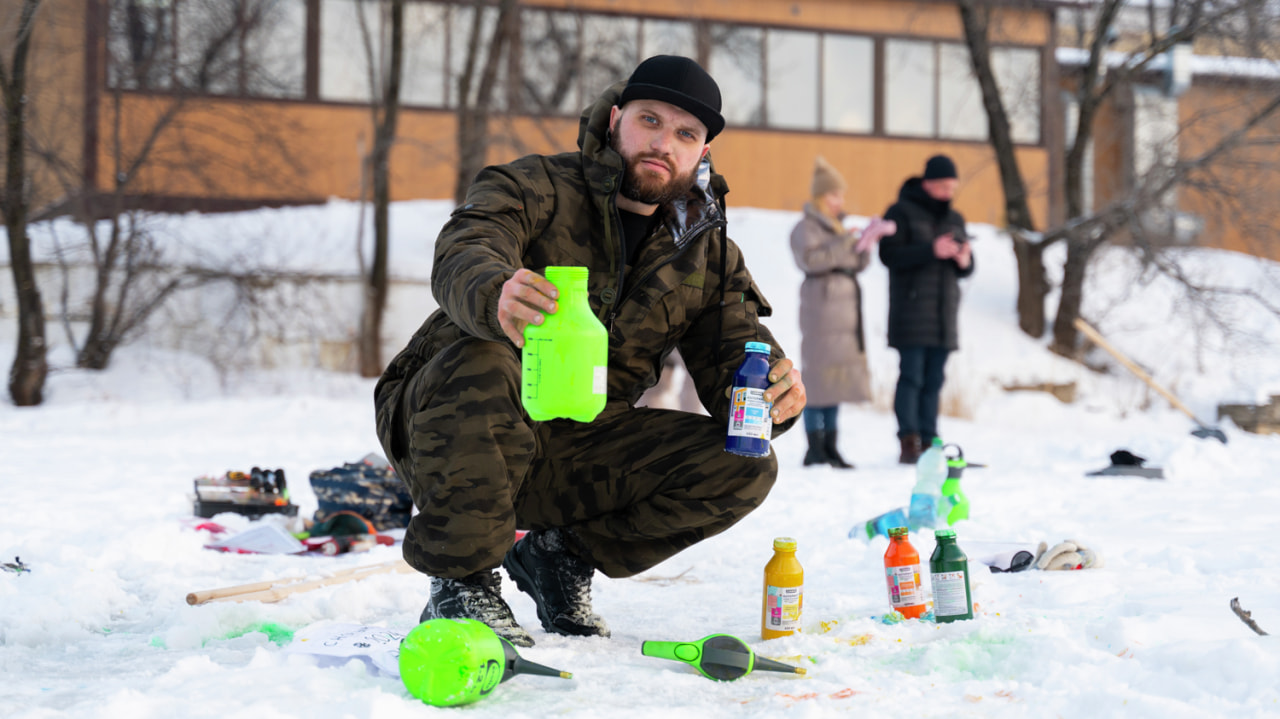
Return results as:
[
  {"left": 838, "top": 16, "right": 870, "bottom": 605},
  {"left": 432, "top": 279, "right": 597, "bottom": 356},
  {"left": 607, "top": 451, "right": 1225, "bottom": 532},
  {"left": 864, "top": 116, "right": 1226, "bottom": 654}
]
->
[
  {"left": 762, "top": 537, "right": 803, "bottom": 639},
  {"left": 884, "top": 527, "right": 926, "bottom": 619}
]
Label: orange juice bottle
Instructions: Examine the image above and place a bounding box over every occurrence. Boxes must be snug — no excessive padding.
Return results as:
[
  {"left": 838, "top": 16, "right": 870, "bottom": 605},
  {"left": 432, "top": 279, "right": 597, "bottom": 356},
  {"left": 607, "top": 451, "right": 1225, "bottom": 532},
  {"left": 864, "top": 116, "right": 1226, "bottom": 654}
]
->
[
  {"left": 762, "top": 537, "right": 803, "bottom": 639},
  {"left": 884, "top": 527, "right": 926, "bottom": 619}
]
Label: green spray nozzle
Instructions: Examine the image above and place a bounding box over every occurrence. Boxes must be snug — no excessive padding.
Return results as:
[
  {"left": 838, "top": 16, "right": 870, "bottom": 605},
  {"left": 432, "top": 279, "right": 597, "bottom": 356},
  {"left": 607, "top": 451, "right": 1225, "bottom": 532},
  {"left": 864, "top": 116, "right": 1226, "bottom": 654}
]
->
[
  {"left": 641, "top": 634, "right": 805, "bottom": 681},
  {"left": 399, "top": 618, "right": 571, "bottom": 706}
]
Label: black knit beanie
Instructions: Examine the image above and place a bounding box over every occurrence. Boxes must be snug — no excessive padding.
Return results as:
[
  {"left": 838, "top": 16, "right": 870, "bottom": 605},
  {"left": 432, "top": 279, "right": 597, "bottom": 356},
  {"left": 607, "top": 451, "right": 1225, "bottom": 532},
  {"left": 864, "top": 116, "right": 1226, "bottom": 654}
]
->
[
  {"left": 619, "top": 55, "right": 725, "bottom": 141},
  {"left": 923, "top": 154, "right": 958, "bottom": 180}
]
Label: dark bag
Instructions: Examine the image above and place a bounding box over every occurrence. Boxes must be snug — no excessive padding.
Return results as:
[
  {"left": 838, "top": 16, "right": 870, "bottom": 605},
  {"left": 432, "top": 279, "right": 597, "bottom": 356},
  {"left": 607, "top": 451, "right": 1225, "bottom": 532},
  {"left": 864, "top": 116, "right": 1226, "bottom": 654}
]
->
[{"left": 309, "top": 453, "right": 413, "bottom": 530}]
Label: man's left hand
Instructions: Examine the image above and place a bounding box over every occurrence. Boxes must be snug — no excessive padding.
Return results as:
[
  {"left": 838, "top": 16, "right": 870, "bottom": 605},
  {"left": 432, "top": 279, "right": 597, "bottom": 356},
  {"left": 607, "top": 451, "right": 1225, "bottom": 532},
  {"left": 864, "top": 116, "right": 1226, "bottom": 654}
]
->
[{"left": 764, "top": 358, "right": 806, "bottom": 424}]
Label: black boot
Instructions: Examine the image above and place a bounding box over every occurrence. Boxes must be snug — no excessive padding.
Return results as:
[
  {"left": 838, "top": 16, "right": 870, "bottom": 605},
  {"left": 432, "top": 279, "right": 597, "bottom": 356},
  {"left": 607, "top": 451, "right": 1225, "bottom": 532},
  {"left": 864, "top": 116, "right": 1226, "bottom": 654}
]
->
[
  {"left": 503, "top": 528, "right": 610, "bottom": 638},
  {"left": 824, "top": 430, "right": 854, "bottom": 469},
  {"left": 421, "top": 569, "right": 535, "bottom": 647},
  {"left": 803, "top": 430, "right": 830, "bottom": 467}
]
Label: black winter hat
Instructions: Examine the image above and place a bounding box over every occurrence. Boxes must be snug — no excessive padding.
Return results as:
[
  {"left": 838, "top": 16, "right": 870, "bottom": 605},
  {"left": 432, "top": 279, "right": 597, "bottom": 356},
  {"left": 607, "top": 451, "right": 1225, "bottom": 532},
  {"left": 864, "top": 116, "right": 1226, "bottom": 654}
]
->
[
  {"left": 923, "top": 154, "right": 958, "bottom": 180},
  {"left": 619, "top": 55, "right": 725, "bottom": 142}
]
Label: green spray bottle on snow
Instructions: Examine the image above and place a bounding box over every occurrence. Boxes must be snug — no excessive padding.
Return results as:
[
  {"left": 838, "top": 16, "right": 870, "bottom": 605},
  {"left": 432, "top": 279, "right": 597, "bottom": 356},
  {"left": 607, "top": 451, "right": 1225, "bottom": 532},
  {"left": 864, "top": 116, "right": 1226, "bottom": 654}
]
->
[
  {"left": 938, "top": 443, "right": 984, "bottom": 526},
  {"left": 398, "top": 619, "right": 571, "bottom": 706}
]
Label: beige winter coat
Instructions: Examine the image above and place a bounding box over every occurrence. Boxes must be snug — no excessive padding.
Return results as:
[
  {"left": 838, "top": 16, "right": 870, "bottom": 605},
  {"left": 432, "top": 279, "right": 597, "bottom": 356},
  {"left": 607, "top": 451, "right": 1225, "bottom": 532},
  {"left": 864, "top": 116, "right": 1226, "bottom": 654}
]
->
[{"left": 789, "top": 203, "right": 873, "bottom": 404}]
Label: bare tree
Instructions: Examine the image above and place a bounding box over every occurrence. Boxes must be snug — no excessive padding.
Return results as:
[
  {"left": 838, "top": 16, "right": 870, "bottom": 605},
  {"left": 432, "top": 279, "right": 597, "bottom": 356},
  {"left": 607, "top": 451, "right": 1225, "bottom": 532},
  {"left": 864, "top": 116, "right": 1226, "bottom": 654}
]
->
[
  {"left": 454, "top": 0, "right": 518, "bottom": 204},
  {"left": 31, "top": 0, "right": 307, "bottom": 370},
  {"left": 1, "top": 0, "right": 47, "bottom": 405},
  {"left": 957, "top": 0, "right": 1049, "bottom": 337},
  {"left": 958, "top": 0, "right": 1280, "bottom": 356},
  {"left": 353, "top": 0, "right": 405, "bottom": 378}
]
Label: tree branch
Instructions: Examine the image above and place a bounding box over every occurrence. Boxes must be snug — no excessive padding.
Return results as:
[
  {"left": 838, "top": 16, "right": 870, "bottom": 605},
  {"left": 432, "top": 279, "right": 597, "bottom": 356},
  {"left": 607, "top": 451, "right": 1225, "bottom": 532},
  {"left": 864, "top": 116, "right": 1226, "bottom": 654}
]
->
[{"left": 1230, "top": 597, "right": 1269, "bottom": 636}]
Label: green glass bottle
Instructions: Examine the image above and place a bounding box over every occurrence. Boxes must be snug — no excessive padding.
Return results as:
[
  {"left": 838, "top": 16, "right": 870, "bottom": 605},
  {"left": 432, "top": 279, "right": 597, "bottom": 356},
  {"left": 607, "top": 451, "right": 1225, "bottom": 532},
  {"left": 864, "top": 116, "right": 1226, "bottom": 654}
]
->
[
  {"left": 521, "top": 266, "right": 608, "bottom": 423},
  {"left": 929, "top": 529, "right": 973, "bottom": 622}
]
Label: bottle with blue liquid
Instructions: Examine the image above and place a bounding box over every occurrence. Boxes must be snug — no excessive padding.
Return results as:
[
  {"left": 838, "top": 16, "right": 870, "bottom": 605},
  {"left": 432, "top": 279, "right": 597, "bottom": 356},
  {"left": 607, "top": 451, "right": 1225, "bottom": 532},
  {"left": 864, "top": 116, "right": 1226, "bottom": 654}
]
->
[
  {"left": 724, "top": 342, "right": 773, "bottom": 458},
  {"left": 848, "top": 437, "right": 949, "bottom": 541}
]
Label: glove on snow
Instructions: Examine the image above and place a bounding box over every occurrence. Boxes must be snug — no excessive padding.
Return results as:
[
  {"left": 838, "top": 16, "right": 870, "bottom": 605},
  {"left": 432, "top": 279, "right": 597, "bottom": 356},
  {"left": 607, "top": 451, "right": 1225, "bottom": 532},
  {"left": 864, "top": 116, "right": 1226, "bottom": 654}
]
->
[{"left": 1035, "top": 539, "right": 1104, "bottom": 570}]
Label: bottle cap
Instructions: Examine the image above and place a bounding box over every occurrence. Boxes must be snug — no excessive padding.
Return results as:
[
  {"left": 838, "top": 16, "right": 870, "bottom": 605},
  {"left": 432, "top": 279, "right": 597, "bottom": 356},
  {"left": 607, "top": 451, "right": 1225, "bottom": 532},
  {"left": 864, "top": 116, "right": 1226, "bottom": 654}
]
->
[
  {"left": 745, "top": 341, "right": 771, "bottom": 354},
  {"left": 772, "top": 537, "right": 797, "bottom": 551},
  {"left": 934, "top": 529, "right": 956, "bottom": 539},
  {"left": 888, "top": 527, "right": 909, "bottom": 538}
]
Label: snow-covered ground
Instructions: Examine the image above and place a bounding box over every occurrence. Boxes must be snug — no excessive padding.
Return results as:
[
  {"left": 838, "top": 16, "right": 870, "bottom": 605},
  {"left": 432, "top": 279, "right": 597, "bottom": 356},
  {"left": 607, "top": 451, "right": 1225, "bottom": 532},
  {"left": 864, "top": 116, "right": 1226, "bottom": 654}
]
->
[{"left": 3, "top": 200, "right": 1279, "bottom": 718}]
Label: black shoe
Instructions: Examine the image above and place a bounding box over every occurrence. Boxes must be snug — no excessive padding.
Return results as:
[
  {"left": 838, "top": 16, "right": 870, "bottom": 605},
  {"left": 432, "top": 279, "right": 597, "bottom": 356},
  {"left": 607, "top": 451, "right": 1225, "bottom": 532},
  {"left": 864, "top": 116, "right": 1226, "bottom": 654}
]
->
[
  {"left": 421, "top": 570, "right": 535, "bottom": 647},
  {"left": 803, "top": 430, "right": 830, "bottom": 467},
  {"left": 503, "top": 529, "right": 610, "bottom": 638},
  {"left": 825, "top": 430, "right": 854, "bottom": 470}
]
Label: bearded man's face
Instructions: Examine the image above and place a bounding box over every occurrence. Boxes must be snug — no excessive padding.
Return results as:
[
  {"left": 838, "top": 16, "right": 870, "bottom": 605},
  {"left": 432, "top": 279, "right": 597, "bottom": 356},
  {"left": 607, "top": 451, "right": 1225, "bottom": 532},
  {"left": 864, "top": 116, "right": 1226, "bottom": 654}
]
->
[{"left": 608, "top": 100, "right": 708, "bottom": 206}]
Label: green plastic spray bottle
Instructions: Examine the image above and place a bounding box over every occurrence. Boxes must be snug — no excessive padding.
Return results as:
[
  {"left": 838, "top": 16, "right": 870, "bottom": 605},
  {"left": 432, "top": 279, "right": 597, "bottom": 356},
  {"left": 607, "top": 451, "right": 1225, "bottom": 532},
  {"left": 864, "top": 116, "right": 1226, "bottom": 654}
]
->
[
  {"left": 398, "top": 619, "right": 571, "bottom": 706},
  {"left": 521, "top": 266, "right": 608, "bottom": 422},
  {"left": 938, "top": 443, "right": 984, "bottom": 526}
]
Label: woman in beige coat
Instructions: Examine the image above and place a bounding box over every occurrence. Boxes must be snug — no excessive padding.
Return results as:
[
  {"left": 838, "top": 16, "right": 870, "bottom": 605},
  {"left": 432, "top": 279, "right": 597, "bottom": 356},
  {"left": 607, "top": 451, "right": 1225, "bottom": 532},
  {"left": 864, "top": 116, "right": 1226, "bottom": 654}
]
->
[{"left": 789, "top": 156, "right": 894, "bottom": 468}]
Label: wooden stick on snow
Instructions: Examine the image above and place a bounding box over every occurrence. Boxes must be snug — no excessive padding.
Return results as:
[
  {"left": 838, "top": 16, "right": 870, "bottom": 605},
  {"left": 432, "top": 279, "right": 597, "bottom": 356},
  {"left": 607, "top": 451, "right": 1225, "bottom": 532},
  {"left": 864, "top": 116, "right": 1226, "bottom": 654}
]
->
[{"left": 187, "top": 559, "right": 414, "bottom": 606}]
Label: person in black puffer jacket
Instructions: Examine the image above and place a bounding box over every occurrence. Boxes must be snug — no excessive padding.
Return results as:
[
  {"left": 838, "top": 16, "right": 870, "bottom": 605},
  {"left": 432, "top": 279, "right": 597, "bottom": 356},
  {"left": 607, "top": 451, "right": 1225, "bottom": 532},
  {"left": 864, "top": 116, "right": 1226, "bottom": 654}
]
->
[{"left": 879, "top": 155, "right": 975, "bottom": 464}]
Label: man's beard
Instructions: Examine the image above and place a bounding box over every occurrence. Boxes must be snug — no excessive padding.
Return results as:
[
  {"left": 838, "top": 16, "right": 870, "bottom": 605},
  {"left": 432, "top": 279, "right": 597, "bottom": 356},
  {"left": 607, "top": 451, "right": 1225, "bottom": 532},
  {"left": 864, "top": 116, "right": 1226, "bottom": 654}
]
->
[{"left": 609, "top": 120, "right": 700, "bottom": 206}]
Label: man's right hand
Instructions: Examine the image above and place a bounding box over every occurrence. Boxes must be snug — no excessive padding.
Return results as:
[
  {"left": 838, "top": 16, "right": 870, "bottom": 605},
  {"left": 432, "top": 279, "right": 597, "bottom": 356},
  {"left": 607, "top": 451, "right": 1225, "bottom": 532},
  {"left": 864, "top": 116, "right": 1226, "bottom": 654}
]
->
[
  {"left": 498, "top": 268, "right": 559, "bottom": 347},
  {"left": 933, "top": 233, "right": 962, "bottom": 260}
]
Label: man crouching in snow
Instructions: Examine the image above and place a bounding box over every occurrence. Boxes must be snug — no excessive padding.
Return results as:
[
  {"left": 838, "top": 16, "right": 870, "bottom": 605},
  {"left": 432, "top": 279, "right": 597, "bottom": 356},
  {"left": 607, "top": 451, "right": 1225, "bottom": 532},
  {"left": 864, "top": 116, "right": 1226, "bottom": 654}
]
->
[{"left": 373, "top": 56, "right": 806, "bottom": 646}]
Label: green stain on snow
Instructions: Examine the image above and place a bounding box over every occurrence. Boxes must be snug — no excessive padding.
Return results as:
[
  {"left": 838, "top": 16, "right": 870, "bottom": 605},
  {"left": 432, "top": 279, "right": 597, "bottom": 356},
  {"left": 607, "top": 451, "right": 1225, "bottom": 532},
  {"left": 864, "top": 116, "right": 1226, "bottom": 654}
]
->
[{"left": 211, "top": 622, "right": 295, "bottom": 647}]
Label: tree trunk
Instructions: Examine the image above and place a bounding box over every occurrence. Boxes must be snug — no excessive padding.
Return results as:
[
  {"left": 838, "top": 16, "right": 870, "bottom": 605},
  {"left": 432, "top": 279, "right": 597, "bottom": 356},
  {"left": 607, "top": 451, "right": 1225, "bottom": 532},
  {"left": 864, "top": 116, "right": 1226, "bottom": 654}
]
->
[
  {"left": 1011, "top": 235, "right": 1049, "bottom": 337},
  {"left": 359, "top": 0, "right": 404, "bottom": 378},
  {"left": 3, "top": 0, "right": 48, "bottom": 405},
  {"left": 1050, "top": 237, "right": 1093, "bottom": 357},
  {"left": 956, "top": 0, "right": 1047, "bottom": 337},
  {"left": 453, "top": 0, "right": 518, "bottom": 205}
]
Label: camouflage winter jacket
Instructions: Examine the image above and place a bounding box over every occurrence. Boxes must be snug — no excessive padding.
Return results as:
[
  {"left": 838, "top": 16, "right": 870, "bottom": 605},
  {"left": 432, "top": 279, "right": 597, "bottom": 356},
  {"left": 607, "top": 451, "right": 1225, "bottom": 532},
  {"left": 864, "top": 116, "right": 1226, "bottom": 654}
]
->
[{"left": 377, "top": 82, "right": 795, "bottom": 435}]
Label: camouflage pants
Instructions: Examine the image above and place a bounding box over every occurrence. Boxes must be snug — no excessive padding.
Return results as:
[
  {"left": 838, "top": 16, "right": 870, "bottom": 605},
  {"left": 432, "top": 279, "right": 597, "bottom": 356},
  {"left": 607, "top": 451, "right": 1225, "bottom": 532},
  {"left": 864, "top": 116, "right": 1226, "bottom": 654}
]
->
[{"left": 381, "top": 336, "right": 777, "bottom": 579}]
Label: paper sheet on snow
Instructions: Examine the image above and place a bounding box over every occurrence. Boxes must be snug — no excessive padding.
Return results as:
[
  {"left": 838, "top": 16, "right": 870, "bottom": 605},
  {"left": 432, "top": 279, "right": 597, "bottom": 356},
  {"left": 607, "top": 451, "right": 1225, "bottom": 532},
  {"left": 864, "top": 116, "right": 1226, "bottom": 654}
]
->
[
  {"left": 286, "top": 622, "right": 405, "bottom": 678},
  {"left": 203, "top": 524, "right": 306, "bottom": 554}
]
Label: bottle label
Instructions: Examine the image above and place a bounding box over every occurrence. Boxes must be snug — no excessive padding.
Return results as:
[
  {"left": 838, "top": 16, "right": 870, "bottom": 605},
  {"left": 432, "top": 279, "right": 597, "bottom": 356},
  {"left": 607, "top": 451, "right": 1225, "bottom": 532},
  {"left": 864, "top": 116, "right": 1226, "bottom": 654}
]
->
[
  {"left": 885, "top": 564, "right": 923, "bottom": 609},
  {"left": 728, "top": 387, "right": 772, "bottom": 441},
  {"left": 593, "top": 366, "right": 607, "bottom": 395},
  {"left": 931, "top": 570, "right": 969, "bottom": 617},
  {"left": 765, "top": 584, "right": 802, "bottom": 631}
]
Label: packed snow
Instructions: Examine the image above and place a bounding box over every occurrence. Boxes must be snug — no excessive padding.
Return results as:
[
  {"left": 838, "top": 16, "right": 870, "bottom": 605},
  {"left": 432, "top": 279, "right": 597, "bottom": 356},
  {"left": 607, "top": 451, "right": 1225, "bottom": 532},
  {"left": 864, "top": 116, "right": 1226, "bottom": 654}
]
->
[{"left": 3, "top": 198, "right": 1279, "bottom": 718}]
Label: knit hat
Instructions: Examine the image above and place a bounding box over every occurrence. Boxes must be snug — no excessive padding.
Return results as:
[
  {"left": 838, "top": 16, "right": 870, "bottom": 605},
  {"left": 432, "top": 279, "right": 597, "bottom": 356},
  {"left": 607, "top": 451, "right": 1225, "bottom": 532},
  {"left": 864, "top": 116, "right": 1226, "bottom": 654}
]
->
[
  {"left": 811, "top": 156, "right": 847, "bottom": 198},
  {"left": 619, "top": 55, "right": 725, "bottom": 141},
  {"left": 923, "top": 154, "right": 958, "bottom": 180}
]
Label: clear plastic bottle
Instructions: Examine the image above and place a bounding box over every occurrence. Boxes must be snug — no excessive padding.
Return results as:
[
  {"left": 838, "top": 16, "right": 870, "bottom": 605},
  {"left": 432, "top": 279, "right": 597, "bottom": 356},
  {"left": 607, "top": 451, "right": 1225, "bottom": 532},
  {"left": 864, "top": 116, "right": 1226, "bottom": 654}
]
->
[
  {"left": 929, "top": 529, "right": 973, "bottom": 622},
  {"left": 884, "top": 527, "right": 926, "bottom": 619},
  {"left": 725, "top": 342, "right": 773, "bottom": 457},
  {"left": 908, "top": 437, "right": 947, "bottom": 530},
  {"left": 762, "top": 537, "right": 803, "bottom": 639},
  {"left": 521, "top": 266, "right": 608, "bottom": 423}
]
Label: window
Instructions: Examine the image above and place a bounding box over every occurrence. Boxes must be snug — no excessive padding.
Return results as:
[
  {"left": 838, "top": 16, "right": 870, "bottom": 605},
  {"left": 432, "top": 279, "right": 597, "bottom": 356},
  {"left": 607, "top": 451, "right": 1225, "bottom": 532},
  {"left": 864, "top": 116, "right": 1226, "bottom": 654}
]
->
[
  {"left": 108, "top": 0, "right": 176, "bottom": 89},
  {"left": 822, "top": 35, "right": 873, "bottom": 133},
  {"left": 581, "top": 15, "right": 639, "bottom": 104},
  {"left": 937, "top": 43, "right": 985, "bottom": 141},
  {"left": 521, "top": 10, "right": 583, "bottom": 114},
  {"left": 176, "top": 0, "right": 304, "bottom": 97},
  {"left": 709, "top": 24, "right": 763, "bottom": 127},
  {"left": 992, "top": 47, "right": 1042, "bottom": 144},
  {"left": 885, "top": 39, "right": 936, "bottom": 137},
  {"left": 319, "top": 0, "right": 377, "bottom": 103},
  {"left": 641, "top": 18, "right": 695, "bottom": 59},
  {"left": 402, "top": 3, "right": 448, "bottom": 107},
  {"left": 450, "top": 4, "right": 507, "bottom": 111},
  {"left": 766, "top": 30, "right": 818, "bottom": 130}
]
